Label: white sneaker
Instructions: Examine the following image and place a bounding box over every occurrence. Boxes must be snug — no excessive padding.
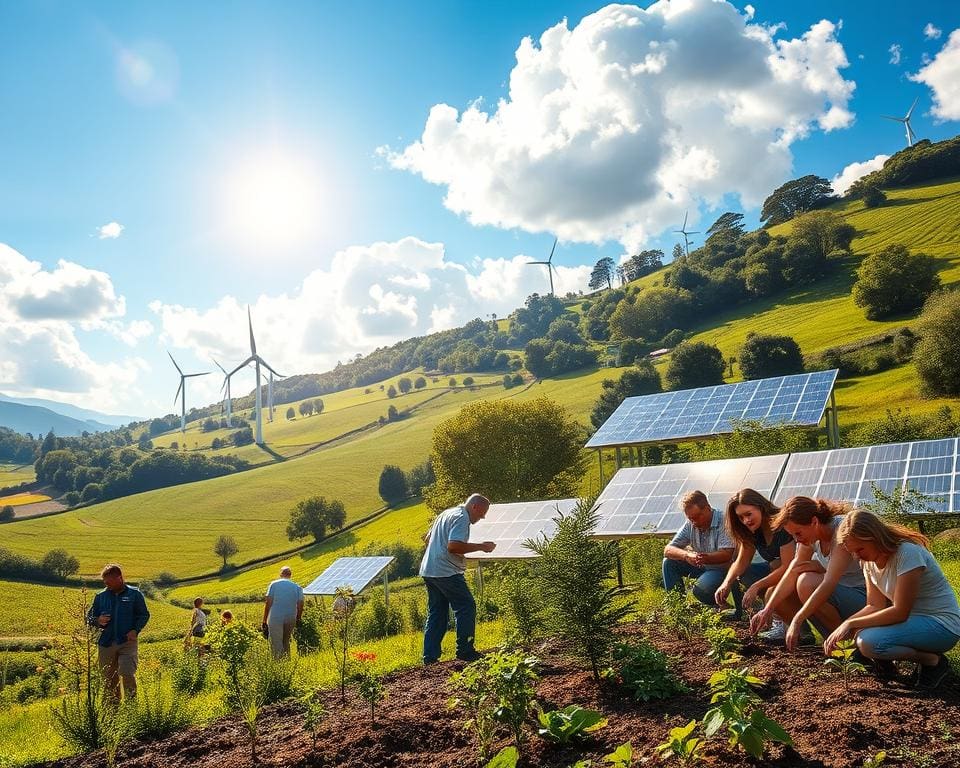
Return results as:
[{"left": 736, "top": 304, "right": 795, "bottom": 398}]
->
[{"left": 759, "top": 617, "right": 786, "bottom": 642}]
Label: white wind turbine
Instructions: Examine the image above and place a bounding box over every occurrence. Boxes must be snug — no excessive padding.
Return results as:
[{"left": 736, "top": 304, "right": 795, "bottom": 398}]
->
[
  {"left": 227, "top": 308, "right": 283, "bottom": 445},
  {"left": 674, "top": 212, "right": 699, "bottom": 257},
  {"left": 168, "top": 352, "right": 211, "bottom": 433},
  {"left": 213, "top": 357, "right": 243, "bottom": 427},
  {"left": 525, "top": 237, "right": 559, "bottom": 295},
  {"left": 882, "top": 96, "right": 919, "bottom": 148}
]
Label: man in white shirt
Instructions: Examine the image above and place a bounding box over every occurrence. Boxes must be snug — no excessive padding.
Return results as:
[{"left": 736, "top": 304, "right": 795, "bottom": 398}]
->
[{"left": 262, "top": 565, "right": 304, "bottom": 657}]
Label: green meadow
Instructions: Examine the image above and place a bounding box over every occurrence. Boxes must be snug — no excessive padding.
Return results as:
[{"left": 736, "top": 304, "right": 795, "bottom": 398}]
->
[{"left": 0, "top": 464, "right": 35, "bottom": 489}]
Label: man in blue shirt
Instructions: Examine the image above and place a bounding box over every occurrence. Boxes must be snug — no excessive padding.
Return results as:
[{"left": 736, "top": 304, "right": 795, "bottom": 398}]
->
[
  {"left": 662, "top": 490, "right": 736, "bottom": 613},
  {"left": 419, "top": 493, "right": 495, "bottom": 664},
  {"left": 86, "top": 563, "right": 150, "bottom": 700},
  {"left": 262, "top": 565, "right": 304, "bottom": 657}
]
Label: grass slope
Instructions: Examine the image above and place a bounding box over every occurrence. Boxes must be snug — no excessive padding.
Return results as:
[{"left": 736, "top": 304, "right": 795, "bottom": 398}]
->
[{"left": 0, "top": 463, "right": 35, "bottom": 489}]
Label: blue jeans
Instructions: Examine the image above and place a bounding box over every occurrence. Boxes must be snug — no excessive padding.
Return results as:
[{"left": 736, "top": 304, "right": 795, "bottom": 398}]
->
[
  {"left": 662, "top": 558, "right": 767, "bottom": 614},
  {"left": 857, "top": 615, "right": 960, "bottom": 660},
  {"left": 422, "top": 574, "right": 477, "bottom": 663}
]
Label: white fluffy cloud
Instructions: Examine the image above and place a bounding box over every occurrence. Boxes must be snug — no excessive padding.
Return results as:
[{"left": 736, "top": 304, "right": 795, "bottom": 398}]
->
[
  {"left": 924, "top": 23, "right": 942, "bottom": 41},
  {"left": 97, "top": 221, "right": 124, "bottom": 239},
  {"left": 0, "top": 244, "right": 149, "bottom": 408},
  {"left": 151, "top": 237, "right": 592, "bottom": 382},
  {"left": 831, "top": 153, "right": 890, "bottom": 195},
  {"left": 889, "top": 43, "right": 903, "bottom": 65},
  {"left": 911, "top": 29, "right": 960, "bottom": 121},
  {"left": 381, "top": 1, "right": 855, "bottom": 251}
]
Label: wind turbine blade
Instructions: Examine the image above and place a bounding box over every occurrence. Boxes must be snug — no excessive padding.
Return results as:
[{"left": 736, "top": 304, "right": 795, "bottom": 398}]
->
[
  {"left": 881, "top": 115, "right": 903, "bottom": 122},
  {"left": 528, "top": 260, "right": 549, "bottom": 265},
  {"left": 907, "top": 123, "right": 916, "bottom": 145},
  {"left": 174, "top": 379, "right": 183, "bottom": 405},
  {"left": 247, "top": 306, "right": 257, "bottom": 355},
  {"left": 167, "top": 351, "right": 183, "bottom": 375},
  {"left": 226, "top": 356, "right": 256, "bottom": 378},
  {"left": 547, "top": 237, "right": 558, "bottom": 264},
  {"left": 185, "top": 372, "right": 211, "bottom": 378},
  {"left": 257, "top": 357, "right": 283, "bottom": 378},
  {"left": 212, "top": 358, "right": 227, "bottom": 375},
  {"left": 683, "top": 211, "right": 688, "bottom": 230},
  {"left": 687, "top": 230, "right": 700, "bottom": 236},
  {"left": 906, "top": 96, "right": 919, "bottom": 119}
]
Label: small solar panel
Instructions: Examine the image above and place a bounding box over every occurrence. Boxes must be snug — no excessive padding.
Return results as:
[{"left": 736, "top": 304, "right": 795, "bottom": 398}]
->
[
  {"left": 465, "top": 499, "right": 580, "bottom": 560},
  {"left": 591, "top": 454, "right": 790, "bottom": 537},
  {"left": 303, "top": 556, "right": 395, "bottom": 595},
  {"left": 585, "top": 370, "right": 838, "bottom": 449},
  {"left": 774, "top": 437, "right": 959, "bottom": 513}
]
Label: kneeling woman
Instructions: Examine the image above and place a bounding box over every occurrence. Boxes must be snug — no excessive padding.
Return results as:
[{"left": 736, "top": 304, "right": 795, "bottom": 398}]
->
[
  {"left": 714, "top": 489, "right": 797, "bottom": 635},
  {"left": 825, "top": 509, "right": 960, "bottom": 689},
  {"left": 750, "top": 496, "right": 866, "bottom": 650}
]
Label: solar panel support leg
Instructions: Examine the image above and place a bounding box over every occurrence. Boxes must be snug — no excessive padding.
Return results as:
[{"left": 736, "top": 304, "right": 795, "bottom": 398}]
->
[
  {"left": 598, "top": 450, "right": 604, "bottom": 484},
  {"left": 383, "top": 572, "right": 389, "bottom": 611},
  {"left": 830, "top": 390, "right": 840, "bottom": 448},
  {"left": 616, "top": 447, "right": 622, "bottom": 469},
  {"left": 616, "top": 545, "right": 624, "bottom": 588},
  {"left": 476, "top": 562, "right": 485, "bottom": 604}
]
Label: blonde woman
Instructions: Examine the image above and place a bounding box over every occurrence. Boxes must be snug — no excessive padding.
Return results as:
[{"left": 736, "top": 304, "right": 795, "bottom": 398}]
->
[{"left": 827, "top": 508, "right": 960, "bottom": 690}]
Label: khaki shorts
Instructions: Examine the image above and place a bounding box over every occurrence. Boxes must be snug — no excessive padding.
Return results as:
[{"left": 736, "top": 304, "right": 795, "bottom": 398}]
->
[{"left": 98, "top": 640, "right": 138, "bottom": 677}]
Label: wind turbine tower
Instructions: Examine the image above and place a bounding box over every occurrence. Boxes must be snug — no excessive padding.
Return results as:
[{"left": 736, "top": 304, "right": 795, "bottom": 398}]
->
[
  {"left": 525, "top": 237, "right": 559, "bottom": 296},
  {"left": 674, "top": 212, "right": 699, "bottom": 257},
  {"left": 168, "top": 352, "right": 211, "bottom": 433},
  {"left": 213, "top": 358, "right": 238, "bottom": 427},
  {"left": 882, "top": 96, "right": 919, "bottom": 148},
  {"left": 227, "top": 308, "right": 283, "bottom": 445}
]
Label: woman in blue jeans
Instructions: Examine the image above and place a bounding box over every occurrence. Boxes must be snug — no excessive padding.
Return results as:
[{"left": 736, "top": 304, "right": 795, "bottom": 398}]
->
[{"left": 826, "top": 509, "right": 960, "bottom": 690}]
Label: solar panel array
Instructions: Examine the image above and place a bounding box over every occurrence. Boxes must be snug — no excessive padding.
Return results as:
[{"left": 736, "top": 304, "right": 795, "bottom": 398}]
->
[
  {"left": 303, "top": 556, "right": 395, "bottom": 596},
  {"left": 465, "top": 499, "right": 580, "bottom": 560},
  {"left": 585, "top": 370, "right": 838, "bottom": 449},
  {"left": 773, "top": 437, "right": 960, "bottom": 513},
  {"left": 591, "top": 454, "right": 789, "bottom": 537}
]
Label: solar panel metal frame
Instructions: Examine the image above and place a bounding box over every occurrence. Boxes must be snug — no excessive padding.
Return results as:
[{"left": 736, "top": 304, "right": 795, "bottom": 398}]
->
[
  {"left": 303, "top": 556, "right": 396, "bottom": 596},
  {"left": 590, "top": 453, "right": 790, "bottom": 539},
  {"left": 773, "top": 437, "right": 960, "bottom": 514},
  {"left": 465, "top": 498, "right": 580, "bottom": 561},
  {"left": 584, "top": 369, "right": 838, "bottom": 449}
]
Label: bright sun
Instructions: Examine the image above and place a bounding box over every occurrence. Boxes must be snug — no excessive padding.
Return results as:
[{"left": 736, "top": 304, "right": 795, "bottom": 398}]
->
[{"left": 222, "top": 149, "right": 323, "bottom": 249}]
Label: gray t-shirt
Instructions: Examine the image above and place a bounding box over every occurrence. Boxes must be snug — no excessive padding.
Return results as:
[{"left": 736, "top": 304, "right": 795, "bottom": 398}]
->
[
  {"left": 864, "top": 542, "right": 960, "bottom": 636},
  {"left": 667, "top": 508, "right": 734, "bottom": 571},
  {"left": 266, "top": 578, "right": 304, "bottom": 623},
  {"left": 812, "top": 516, "right": 866, "bottom": 590},
  {"left": 419, "top": 505, "right": 471, "bottom": 578}
]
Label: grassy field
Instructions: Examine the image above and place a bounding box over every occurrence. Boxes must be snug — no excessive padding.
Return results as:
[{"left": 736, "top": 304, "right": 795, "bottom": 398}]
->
[
  {"left": 0, "top": 464, "right": 35, "bottom": 490},
  {"left": 0, "top": 492, "right": 51, "bottom": 507}
]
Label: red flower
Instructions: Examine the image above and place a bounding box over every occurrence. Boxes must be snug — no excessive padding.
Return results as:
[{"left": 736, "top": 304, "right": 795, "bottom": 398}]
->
[{"left": 352, "top": 651, "right": 377, "bottom": 663}]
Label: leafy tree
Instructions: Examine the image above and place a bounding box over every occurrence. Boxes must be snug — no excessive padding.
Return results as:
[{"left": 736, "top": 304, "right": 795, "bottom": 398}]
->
[
  {"left": 509, "top": 294, "right": 565, "bottom": 343},
  {"left": 425, "top": 397, "right": 586, "bottom": 512},
  {"left": 398, "top": 377, "right": 412, "bottom": 394},
  {"left": 463, "top": 376, "right": 475, "bottom": 386},
  {"left": 546, "top": 317, "right": 584, "bottom": 344},
  {"left": 853, "top": 244, "right": 941, "bottom": 319},
  {"left": 285, "top": 407, "right": 295, "bottom": 420},
  {"left": 789, "top": 211, "right": 855, "bottom": 264},
  {"left": 590, "top": 361, "right": 662, "bottom": 429},
  {"left": 286, "top": 497, "right": 347, "bottom": 542},
  {"left": 0, "top": 505, "right": 14, "bottom": 522},
  {"left": 760, "top": 174, "right": 834, "bottom": 226},
  {"left": 608, "top": 288, "right": 693, "bottom": 341},
  {"left": 589, "top": 257, "right": 616, "bottom": 291},
  {"left": 41, "top": 548, "right": 80, "bottom": 580},
  {"left": 665, "top": 342, "right": 725, "bottom": 390},
  {"left": 706, "top": 212, "right": 745, "bottom": 237},
  {"left": 860, "top": 184, "right": 886, "bottom": 208},
  {"left": 299, "top": 401, "right": 314, "bottom": 417},
  {"left": 387, "top": 405, "right": 399, "bottom": 421},
  {"left": 41, "top": 429, "right": 57, "bottom": 455},
  {"left": 622, "top": 249, "right": 664, "bottom": 281},
  {"left": 914, "top": 291, "right": 960, "bottom": 396},
  {"left": 448, "top": 378, "right": 457, "bottom": 387},
  {"left": 386, "top": 385, "right": 398, "bottom": 398},
  {"left": 378, "top": 465, "right": 409, "bottom": 506},
  {"left": 80, "top": 483, "right": 102, "bottom": 503},
  {"left": 524, "top": 339, "right": 552, "bottom": 379},
  {"left": 671, "top": 243, "right": 684, "bottom": 262},
  {"left": 214, "top": 535, "right": 239, "bottom": 567},
  {"left": 313, "top": 399, "right": 324, "bottom": 415},
  {"left": 738, "top": 334, "right": 804, "bottom": 379},
  {"left": 414, "top": 376, "right": 427, "bottom": 389},
  {"left": 407, "top": 458, "right": 435, "bottom": 496}
]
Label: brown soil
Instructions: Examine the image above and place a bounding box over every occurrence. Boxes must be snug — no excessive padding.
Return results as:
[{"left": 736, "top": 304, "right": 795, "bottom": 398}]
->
[{"left": 42, "top": 622, "right": 960, "bottom": 768}]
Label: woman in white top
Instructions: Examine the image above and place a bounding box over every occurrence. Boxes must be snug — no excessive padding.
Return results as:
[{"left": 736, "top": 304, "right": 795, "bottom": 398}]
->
[
  {"left": 749, "top": 496, "right": 866, "bottom": 651},
  {"left": 827, "top": 509, "right": 960, "bottom": 690},
  {"left": 190, "top": 597, "right": 207, "bottom": 638}
]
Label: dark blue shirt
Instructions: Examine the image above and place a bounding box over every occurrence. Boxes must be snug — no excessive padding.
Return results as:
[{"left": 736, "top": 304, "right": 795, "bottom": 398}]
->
[
  {"left": 753, "top": 526, "right": 793, "bottom": 563},
  {"left": 87, "top": 585, "right": 150, "bottom": 647}
]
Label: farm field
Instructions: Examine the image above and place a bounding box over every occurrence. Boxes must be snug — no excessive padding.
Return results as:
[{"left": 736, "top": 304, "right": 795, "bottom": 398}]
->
[
  {"left": 0, "top": 464, "right": 35, "bottom": 489},
  {"left": 0, "top": 492, "right": 51, "bottom": 507}
]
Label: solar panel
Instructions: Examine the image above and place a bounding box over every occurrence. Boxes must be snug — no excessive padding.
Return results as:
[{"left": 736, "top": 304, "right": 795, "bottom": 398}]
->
[
  {"left": 465, "top": 499, "right": 580, "bottom": 560},
  {"left": 303, "top": 556, "right": 395, "bottom": 595},
  {"left": 585, "top": 370, "right": 838, "bottom": 449},
  {"left": 591, "top": 454, "right": 790, "bottom": 537},
  {"left": 773, "top": 437, "right": 960, "bottom": 513}
]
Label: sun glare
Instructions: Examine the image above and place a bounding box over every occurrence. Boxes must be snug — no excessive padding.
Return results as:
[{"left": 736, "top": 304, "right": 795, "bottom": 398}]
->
[{"left": 222, "top": 149, "right": 323, "bottom": 249}]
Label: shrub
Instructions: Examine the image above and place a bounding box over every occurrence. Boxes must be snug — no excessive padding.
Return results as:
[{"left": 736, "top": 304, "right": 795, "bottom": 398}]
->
[
  {"left": 463, "top": 376, "right": 475, "bottom": 386},
  {"left": 892, "top": 328, "right": 916, "bottom": 362},
  {"left": 387, "top": 385, "right": 398, "bottom": 398},
  {"left": 285, "top": 407, "right": 295, "bottom": 420},
  {"left": 64, "top": 491, "right": 81, "bottom": 507},
  {"left": 590, "top": 360, "right": 661, "bottom": 429},
  {"left": 665, "top": 342, "right": 725, "bottom": 390},
  {"left": 125, "top": 675, "right": 193, "bottom": 740},
  {"left": 0, "top": 505, "right": 13, "bottom": 522},
  {"left": 414, "top": 376, "right": 427, "bottom": 389},
  {"left": 293, "top": 604, "right": 328, "bottom": 653},
  {"left": 915, "top": 290, "right": 960, "bottom": 396},
  {"left": 286, "top": 496, "right": 347, "bottom": 542},
  {"left": 352, "top": 592, "right": 403, "bottom": 640},
  {"left": 853, "top": 244, "right": 941, "bottom": 319},
  {"left": 496, "top": 563, "right": 546, "bottom": 646},
  {"left": 171, "top": 651, "right": 208, "bottom": 695},
  {"left": 738, "top": 334, "right": 804, "bottom": 379},
  {"left": 41, "top": 549, "right": 80, "bottom": 580},
  {"left": 536, "top": 705, "right": 607, "bottom": 744},
  {"left": 378, "top": 465, "right": 408, "bottom": 505},
  {"left": 611, "top": 639, "right": 687, "bottom": 702},
  {"left": 154, "top": 571, "right": 177, "bottom": 587},
  {"left": 398, "top": 377, "right": 412, "bottom": 394}
]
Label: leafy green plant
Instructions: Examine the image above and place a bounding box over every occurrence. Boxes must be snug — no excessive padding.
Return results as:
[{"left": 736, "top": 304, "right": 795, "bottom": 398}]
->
[
  {"left": 125, "top": 670, "right": 192, "bottom": 741},
  {"left": 484, "top": 746, "right": 519, "bottom": 768},
  {"left": 353, "top": 651, "right": 385, "bottom": 725},
  {"left": 655, "top": 720, "right": 705, "bottom": 765},
  {"left": 704, "top": 626, "right": 742, "bottom": 666},
  {"left": 824, "top": 639, "right": 867, "bottom": 692},
  {"left": 603, "top": 742, "right": 636, "bottom": 768},
  {"left": 610, "top": 639, "right": 687, "bottom": 702},
  {"left": 497, "top": 562, "right": 546, "bottom": 646},
  {"left": 449, "top": 660, "right": 498, "bottom": 762},
  {"left": 331, "top": 586, "right": 357, "bottom": 703},
  {"left": 865, "top": 483, "right": 938, "bottom": 525},
  {"left": 170, "top": 649, "right": 207, "bottom": 695},
  {"left": 536, "top": 704, "right": 607, "bottom": 744},
  {"left": 862, "top": 752, "right": 887, "bottom": 768},
  {"left": 702, "top": 666, "right": 792, "bottom": 759},
  {"left": 300, "top": 688, "right": 326, "bottom": 749},
  {"left": 657, "top": 582, "right": 718, "bottom": 641}
]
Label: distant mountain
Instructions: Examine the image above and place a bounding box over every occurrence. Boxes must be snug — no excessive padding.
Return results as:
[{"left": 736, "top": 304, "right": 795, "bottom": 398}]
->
[
  {"left": 0, "top": 393, "right": 138, "bottom": 428},
  {"left": 0, "top": 401, "right": 115, "bottom": 437}
]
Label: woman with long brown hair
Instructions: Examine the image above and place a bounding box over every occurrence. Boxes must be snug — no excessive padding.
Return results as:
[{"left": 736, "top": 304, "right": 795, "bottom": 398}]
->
[
  {"left": 714, "top": 489, "right": 797, "bottom": 637},
  {"left": 826, "top": 509, "right": 960, "bottom": 690},
  {"left": 749, "top": 496, "right": 866, "bottom": 650}
]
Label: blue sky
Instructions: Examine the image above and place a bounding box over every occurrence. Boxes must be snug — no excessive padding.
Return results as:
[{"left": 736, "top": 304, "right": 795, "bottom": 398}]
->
[{"left": 1, "top": 0, "right": 959, "bottom": 418}]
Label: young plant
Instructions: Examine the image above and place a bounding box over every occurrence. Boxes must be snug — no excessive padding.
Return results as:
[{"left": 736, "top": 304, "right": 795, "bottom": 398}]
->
[
  {"left": 703, "top": 666, "right": 792, "bottom": 759},
  {"left": 300, "top": 688, "right": 326, "bottom": 750},
  {"left": 655, "top": 720, "right": 705, "bottom": 766},
  {"left": 610, "top": 639, "right": 687, "bottom": 702},
  {"left": 331, "top": 586, "right": 357, "bottom": 704},
  {"left": 497, "top": 562, "right": 546, "bottom": 647},
  {"left": 484, "top": 746, "right": 519, "bottom": 768},
  {"left": 704, "top": 626, "right": 742, "bottom": 666},
  {"left": 535, "top": 704, "right": 607, "bottom": 744},
  {"left": 352, "top": 651, "right": 385, "bottom": 725},
  {"left": 449, "top": 660, "right": 498, "bottom": 762},
  {"left": 824, "top": 639, "right": 867, "bottom": 692},
  {"left": 862, "top": 752, "right": 887, "bottom": 768},
  {"left": 603, "top": 742, "right": 637, "bottom": 768}
]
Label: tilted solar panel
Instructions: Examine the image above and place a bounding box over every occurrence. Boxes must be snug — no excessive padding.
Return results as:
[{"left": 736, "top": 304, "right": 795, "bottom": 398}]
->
[
  {"left": 303, "top": 556, "right": 395, "bottom": 595},
  {"left": 584, "top": 369, "right": 838, "bottom": 448},
  {"left": 591, "top": 454, "right": 790, "bottom": 537},
  {"left": 773, "top": 437, "right": 959, "bottom": 513},
  {"left": 465, "top": 498, "right": 580, "bottom": 560}
]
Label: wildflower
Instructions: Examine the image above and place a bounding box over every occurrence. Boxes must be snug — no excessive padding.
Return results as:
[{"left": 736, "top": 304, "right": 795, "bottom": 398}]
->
[{"left": 58, "top": 686, "right": 66, "bottom": 694}]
